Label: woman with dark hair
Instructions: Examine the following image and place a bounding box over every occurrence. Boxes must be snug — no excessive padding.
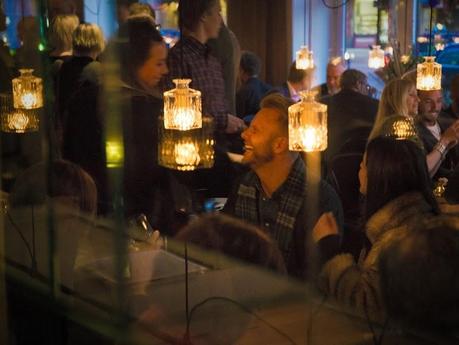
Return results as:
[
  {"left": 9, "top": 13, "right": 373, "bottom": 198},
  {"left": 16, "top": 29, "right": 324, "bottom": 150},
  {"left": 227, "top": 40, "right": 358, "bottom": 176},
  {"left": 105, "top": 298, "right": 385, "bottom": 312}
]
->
[
  {"left": 64, "top": 16, "right": 187, "bottom": 233},
  {"left": 313, "top": 136, "right": 439, "bottom": 317}
]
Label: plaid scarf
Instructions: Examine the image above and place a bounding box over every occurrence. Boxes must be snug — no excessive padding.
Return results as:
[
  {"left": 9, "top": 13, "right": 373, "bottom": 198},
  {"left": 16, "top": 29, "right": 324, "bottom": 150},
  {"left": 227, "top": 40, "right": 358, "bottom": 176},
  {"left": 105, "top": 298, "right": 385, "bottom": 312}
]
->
[{"left": 234, "top": 158, "right": 306, "bottom": 258}]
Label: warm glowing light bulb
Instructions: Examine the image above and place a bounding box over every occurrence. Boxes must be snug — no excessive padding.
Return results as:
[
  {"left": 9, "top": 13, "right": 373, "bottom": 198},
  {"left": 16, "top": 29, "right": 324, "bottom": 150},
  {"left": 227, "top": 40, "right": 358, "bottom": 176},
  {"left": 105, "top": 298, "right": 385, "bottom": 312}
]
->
[
  {"left": 174, "top": 141, "right": 200, "bottom": 167},
  {"left": 20, "top": 93, "right": 37, "bottom": 109}
]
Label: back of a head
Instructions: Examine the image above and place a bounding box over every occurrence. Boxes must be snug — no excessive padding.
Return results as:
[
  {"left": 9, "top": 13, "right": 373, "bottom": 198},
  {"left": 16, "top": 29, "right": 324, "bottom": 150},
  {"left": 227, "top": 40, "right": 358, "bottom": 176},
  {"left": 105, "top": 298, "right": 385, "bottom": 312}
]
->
[
  {"left": 339, "top": 69, "right": 366, "bottom": 90},
  {"left": 364, "top": 136, "right": 437, "bottom": 219},
  {"left": 179, "top": 0, "right": 218, "bottom": 32},
  {"left": 49, "top": 14, "right": 79, "bottom": 51},
  {"left": 287, "top": 60, "right": 312, "bottom": 84},
  {"left": 379, "top": 217, "right": 459, "bottom": 333},
  {"left": 9, "top": 160, "right": 97, "bottom": 214},
  {"left": 240, "top": 51, "right": 261, "bottom": 77},
  {"left": 128, "top": 3, "right": 156, "bottom": 21},
  {"left": 72, "top": 23, "right": 105, "bottom": 56},
  {"left": 176, "top": 214, "right": 286, "bottom": 273}
]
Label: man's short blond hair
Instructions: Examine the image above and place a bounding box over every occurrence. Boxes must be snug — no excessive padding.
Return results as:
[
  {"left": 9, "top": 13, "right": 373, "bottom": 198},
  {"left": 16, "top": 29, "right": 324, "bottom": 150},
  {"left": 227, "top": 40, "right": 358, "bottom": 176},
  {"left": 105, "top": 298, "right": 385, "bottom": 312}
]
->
[{"left": 260, "top": 93, "right": 294, "bottom": 135}]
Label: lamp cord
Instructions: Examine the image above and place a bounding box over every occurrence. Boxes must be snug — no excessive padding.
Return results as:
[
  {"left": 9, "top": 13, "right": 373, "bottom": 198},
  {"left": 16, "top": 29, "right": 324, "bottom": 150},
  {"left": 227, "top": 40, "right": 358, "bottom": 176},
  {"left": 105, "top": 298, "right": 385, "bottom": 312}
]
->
[
  {"left": 308, "top": 0, "right": 312, "bottom": 50},
  {"left": 187, "top": 296, "right": 298, "bottom": 345},
  {"left": 6, "top": 208, "right": 38, "bottom": 274},
  {"left": 179, "top": 0, "right": 184, "bottom": 77},
  {"left": 428, "top": 3, "right": 433, "bottom": 56}
]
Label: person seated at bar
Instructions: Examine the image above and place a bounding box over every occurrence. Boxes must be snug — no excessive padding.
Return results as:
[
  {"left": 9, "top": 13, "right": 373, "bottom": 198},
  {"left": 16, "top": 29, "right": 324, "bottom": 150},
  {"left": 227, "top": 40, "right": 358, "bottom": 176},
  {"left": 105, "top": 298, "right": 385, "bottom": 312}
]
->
[
  {"left": 313, "top": 57, "right": 346, "bottom": 98},
  {"left": 321, "top": 69, "right": 379, "bottom": 161},
  {"left": 314, "top": 136, "right": 439, "bottom": 318},
  {"left": 224, "top": 93, "right": 343, "bottom": 279},
  {"left": 275, "top": 60, "right": 313, "bottom": 102},
  {"left": 176, "top": 213, "right": 286, "bottom": 273},
  {"left": 236, "top": 51, "right": 272, "bottom": 121},
  {"left": 369, "top": 78, "right": 459, "bottom": 178},
  {"left": 416, "top": 88, "right": 459, "bottom": 180},
  {"left": 379, "top": 217, "right": 459, "bottom": 338}
]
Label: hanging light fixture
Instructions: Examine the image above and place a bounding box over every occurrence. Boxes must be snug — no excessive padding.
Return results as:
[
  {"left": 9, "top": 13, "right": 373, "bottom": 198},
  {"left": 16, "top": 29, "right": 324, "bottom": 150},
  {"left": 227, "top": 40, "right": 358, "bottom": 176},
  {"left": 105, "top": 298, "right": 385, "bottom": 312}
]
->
[
  {"left": 368, "top": 45, "right": 385, "bottom": 69},
  {"left": 158, "top": 0, "right": 213, "bottom": 170},
  {"left": 163, "top": 79, "right": 202, "bottom": 130},
  {"left": 296, "top": 46, "right": 314, "bottom": 70},
  {"left": 296, "top": 0, "right": 314, "bottom": 70},
  {"left": 158, "top": 116, "right": 214, "bottom": 171},
  {"left": 162, "top": 0, "right": 202, "bottom": 130},
  {"left": 12, "top": 69, "right": 43, "bottom": 110},
  {"left": 0, "top": 93, "right": 39, "bottom": 133},
  {"left": 417, "top": 1, "right": 442, "bottom": 91},
  {"left": 288, "top": 90, "right": 327, "bottom": 152}
]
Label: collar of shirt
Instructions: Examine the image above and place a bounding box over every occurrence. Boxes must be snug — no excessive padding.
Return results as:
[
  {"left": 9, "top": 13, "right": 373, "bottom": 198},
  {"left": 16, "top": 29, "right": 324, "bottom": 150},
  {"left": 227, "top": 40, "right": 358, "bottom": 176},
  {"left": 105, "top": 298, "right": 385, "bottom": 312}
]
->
[
  {"left": 286, "top": 81, "right": 301, "bottom": 102},
  {"left": 181, "top": 35, "right": 211, "bottom": 58}
]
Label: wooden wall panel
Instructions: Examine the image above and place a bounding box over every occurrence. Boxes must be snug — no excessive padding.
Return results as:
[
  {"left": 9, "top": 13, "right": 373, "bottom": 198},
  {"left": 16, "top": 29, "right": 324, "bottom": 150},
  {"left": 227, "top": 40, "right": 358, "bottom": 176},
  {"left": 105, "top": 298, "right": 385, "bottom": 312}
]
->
[{"left": 227, "top": 0, "right": 292, "bottom": 86}]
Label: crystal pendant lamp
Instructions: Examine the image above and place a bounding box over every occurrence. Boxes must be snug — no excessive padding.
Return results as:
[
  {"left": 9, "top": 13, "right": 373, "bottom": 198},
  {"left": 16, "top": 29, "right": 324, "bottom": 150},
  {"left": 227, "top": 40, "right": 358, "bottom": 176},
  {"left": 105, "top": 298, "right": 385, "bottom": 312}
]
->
[
  {"left": 12, "top": 69, "right": 43, "bottom": 109},
  {"left": 163, "top": 79, "right": 202, "bottom": 130},
  {"left": 158, "top": 116, "right": 214, "bottom": 171},
  {"left": 0, "top": 93, "right": 39, "bottom": 133},
  {"left": 296, "top": 46, "right": 314, "bottom": 70},
  {"left": 368, "top": 45, "right": 385, "bottom": 69},
  {"left": 416, "top": 56, "right": 442, "bottom": 91},
  {"left": 288, "top": 90, "right": 327, "bottom": 152}
]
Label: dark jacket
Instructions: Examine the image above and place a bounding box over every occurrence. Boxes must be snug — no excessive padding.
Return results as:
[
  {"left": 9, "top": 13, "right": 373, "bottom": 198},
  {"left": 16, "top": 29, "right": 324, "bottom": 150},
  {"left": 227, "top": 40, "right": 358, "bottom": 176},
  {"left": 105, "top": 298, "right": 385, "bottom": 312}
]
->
[
  {"left": 236, "top": 77, "right": 272, "bottom": 118},
  {"left": 320, "top": 89, "right": 379, "bottom": 160}
]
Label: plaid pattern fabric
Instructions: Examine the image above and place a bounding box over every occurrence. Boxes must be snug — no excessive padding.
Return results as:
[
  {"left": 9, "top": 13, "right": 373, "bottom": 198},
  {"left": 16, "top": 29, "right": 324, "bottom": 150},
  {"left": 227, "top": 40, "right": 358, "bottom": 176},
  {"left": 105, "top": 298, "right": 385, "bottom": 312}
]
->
[
  {"left": 234, "top": 158, "right": 306, "bottom": 259},
  {"left": 164, "top": 36, "right": 228, "bottom": 131}
]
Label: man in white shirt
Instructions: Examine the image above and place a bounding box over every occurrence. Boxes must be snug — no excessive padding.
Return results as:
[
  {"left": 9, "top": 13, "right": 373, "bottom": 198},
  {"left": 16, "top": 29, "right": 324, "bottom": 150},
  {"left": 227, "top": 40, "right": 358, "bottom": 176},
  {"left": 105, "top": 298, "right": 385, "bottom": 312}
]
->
[{"left": 416, "top": 89, "right": 459, "bottom": 179}]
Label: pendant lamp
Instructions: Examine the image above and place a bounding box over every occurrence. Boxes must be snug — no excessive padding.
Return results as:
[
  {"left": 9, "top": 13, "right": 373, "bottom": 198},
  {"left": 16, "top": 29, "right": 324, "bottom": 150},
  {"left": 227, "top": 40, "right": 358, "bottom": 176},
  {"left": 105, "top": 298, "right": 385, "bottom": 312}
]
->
[
  {"left": 12, "top": 69, "right": 43, "bottom": 109},
  {"left": 0, "top": 93, "right": 39, "bottom": 133},
  {"left": 296, "top": 45, "right": 314, "bottom": 70},
  {"left": 368, "top": 45, "right": 385, "bottom": 69}
]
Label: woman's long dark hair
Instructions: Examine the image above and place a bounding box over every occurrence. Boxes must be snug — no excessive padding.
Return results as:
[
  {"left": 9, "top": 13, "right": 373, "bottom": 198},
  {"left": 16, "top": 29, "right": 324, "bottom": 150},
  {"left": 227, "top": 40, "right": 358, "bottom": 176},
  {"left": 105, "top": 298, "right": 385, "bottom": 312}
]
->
[{"left": 364, "top": 136, "right": 439, "bottom": 221}]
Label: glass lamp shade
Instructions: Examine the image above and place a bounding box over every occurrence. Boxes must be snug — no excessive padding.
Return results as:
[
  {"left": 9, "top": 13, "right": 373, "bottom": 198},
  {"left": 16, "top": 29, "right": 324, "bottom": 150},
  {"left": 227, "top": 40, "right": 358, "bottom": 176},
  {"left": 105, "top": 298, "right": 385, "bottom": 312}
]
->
[
  {"left": 416, "top": 56, "right": 442, "bottom": 91},
  {"left": 368, "top": 45, "right": 385, "bottom": 69},
  {"left": 288, "top": 91, "right": 327, "bottom": 152},
  {"left": 12, "top": 69, "right": 43, "bottom": 109},
  {"left": 0, "top": 93, "right": 39, "bottom": 133},
  {"left": 296, "top": 46, "right": 314, "bottom": 70},
  {"left": 163, "top": 79, "right": 202, "bottom": 130},
  {"left": 158, "top": 116, "right": 214, "bottom": 171}
]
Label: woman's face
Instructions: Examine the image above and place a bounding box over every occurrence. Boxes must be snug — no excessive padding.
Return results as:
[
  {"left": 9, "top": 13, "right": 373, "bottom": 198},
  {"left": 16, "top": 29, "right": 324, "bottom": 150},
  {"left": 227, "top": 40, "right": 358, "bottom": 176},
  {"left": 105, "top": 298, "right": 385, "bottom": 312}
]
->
[
  {"left": 358, "top": 153, "right": 368, "bottom": 195},
  {"left": 405, "top": 86, "right": 420, "bottom": 117},
  {"left": 136, "top": 42, "right": 168, "bottom": 90}
]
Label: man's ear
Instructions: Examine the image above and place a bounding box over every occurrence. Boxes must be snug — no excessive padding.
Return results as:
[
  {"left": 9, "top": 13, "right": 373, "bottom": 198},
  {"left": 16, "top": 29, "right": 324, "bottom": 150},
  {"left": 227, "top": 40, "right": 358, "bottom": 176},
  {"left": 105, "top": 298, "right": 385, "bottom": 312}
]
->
[{"left": 272, "top": 136, "right": 289, "bottom": 154}]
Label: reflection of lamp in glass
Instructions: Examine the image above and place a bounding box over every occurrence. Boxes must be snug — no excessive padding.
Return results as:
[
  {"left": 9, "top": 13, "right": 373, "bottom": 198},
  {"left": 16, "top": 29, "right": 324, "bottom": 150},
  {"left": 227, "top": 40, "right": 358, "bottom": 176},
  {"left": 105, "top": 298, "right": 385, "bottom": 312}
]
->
[
  {"left": 106, "top": 140, "right": 124, "bottom": 168},
  {"left": 0, "top": 93, "right": 39, "bottom": 133},
  {"left": 416, "top": 1, "right": 442, "bottom": 91},
  {"left": 368, "top": 45, "right": 385, "bottom": 69},
  {"left": 163, "top": 79, "right": 202, "bottom": 130},
  {"left": 288, "top": 91, "right": 327, "bottom": 152},
  {"left": 296, "top": 45, "right": 314, "bottom": 70},
  {"left": 12, "top": 69, "right": 43, "bottom": 109},
  {"left": 158, "top": 116, "right": 214, "bottom": 171},
  {"left": 417, "top": 56, "right": 442, "bottom": 91}
]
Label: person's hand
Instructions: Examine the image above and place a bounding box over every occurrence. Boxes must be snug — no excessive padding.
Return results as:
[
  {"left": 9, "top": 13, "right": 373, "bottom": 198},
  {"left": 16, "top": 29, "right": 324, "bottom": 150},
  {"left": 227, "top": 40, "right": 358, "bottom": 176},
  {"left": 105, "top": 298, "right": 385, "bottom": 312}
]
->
[
  {"left": 146, "top": 230, "right": 164, "bottom": 250},
  {"left": 312, "top": 212, "right": 339, "bottom": 243},
  {"left": 226, "top": 114, "right": 246, "bottom": 134},
  {"left": 441, "top": 120, "right": 459, "bottom": 148}
]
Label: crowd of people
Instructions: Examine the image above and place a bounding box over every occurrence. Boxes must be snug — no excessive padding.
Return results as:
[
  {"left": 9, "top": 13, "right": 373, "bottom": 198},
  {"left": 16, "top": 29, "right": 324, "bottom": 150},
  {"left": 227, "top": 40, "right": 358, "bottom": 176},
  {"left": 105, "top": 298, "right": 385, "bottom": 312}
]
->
[{"left": 2, "top": 0, "right": 459, "bottom": 342}]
